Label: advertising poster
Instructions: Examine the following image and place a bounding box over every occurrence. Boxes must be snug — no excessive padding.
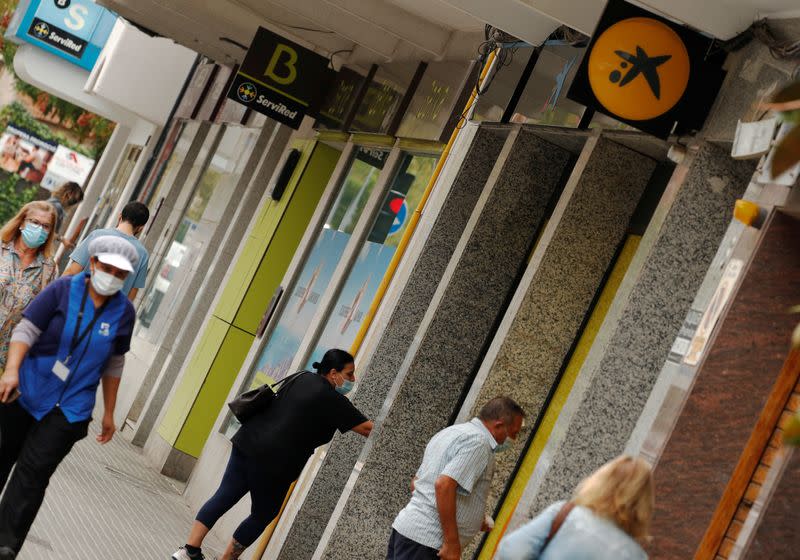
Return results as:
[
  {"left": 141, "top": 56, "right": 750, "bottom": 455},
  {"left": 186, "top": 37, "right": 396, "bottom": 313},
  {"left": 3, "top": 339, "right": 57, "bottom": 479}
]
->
[
  {"left": 41, "top": 145, "right": 95, "bottom": 190},
  {"left": 251, "top": 228, "right": 351, "bottom": 386},
  {"left": 0, "top": 124, "right": 57, "bottom": 184}
]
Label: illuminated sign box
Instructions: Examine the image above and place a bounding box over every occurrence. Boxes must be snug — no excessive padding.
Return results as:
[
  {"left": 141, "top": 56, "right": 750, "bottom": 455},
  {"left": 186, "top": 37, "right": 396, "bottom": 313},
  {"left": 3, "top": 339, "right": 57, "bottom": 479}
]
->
[
  {"left": 227, "top": 27, "right": 333, "bottom": 129},
  {"left": 7, "top": 0, "right": 117, "bottom": 71},
  {"left": 567, "top": 0, "right": 725, "bottom": 139}
]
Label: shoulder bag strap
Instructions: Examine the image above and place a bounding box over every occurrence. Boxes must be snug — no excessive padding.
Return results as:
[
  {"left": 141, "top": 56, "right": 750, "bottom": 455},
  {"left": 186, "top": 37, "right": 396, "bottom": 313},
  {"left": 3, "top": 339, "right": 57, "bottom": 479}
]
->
[
  {"left": 544, "top": 502, "right": 575, "bottom": 547},
  {"left": 274, "top": 370, "right": 308, "bottom": 393}
]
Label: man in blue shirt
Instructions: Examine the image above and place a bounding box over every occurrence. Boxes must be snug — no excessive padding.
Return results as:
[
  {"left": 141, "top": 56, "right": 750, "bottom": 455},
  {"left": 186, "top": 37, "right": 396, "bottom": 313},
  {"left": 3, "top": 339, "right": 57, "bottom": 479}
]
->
[{"left": 64, "top": 201, "right": 150, "bottom": 300}]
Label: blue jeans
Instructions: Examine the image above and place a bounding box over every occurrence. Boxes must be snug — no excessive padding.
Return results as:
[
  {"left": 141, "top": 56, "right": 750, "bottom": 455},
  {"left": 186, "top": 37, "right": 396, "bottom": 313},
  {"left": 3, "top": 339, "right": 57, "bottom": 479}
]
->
[{"left": 196, "top": 447, "right": 290, "bottom": 546}]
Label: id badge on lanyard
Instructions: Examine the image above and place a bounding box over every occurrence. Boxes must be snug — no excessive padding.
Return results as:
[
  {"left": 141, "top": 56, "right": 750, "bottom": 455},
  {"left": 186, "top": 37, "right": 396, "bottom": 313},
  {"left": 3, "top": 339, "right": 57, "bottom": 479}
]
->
[{"left": 53, "top": 285, "right": 107, "bottom": 382}]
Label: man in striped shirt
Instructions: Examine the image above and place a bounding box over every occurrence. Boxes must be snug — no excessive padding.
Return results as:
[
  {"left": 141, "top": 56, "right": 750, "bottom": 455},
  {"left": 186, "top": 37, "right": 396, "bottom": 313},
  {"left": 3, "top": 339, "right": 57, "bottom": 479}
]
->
[{"left": 389, "top": 397, "right": 525, "bottom": 560}]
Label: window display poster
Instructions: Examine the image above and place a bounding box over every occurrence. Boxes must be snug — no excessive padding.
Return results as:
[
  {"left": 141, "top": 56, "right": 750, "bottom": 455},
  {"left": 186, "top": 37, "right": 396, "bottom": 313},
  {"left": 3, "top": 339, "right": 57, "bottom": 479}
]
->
[
  {"left": 41, "top": 145, "right": 95, "bottom": 190},
  {"left": 308, "top": 240, "right": 396, "bottom": 367},
  {"left": 0, "top": 124, "right": 58, "bottom": 184},
  {"left": 252, "top": 228, "right": 351, "bottom": 386}
]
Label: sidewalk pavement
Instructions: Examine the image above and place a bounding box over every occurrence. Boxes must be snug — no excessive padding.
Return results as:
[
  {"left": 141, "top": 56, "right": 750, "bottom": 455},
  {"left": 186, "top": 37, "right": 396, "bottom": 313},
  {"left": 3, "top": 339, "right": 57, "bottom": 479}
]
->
[{"left": 15, "top": 420, "right": 225, "bottom": 560}]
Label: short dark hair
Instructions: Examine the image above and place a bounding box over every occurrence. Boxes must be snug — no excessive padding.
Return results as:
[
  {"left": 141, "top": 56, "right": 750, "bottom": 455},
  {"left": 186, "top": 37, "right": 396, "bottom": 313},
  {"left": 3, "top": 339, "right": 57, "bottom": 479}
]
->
[
  {"left": 478, "top": 396, "right": 525, "bottom": 425},
  {"left": 121, "top": 201, "right": 150, "bottom": 228},
  {"left": 54, "top": 182, "right": 83, "bottom": 206},
  {"left": 312, "top": 349, "right": 354, "bottom": 375}
]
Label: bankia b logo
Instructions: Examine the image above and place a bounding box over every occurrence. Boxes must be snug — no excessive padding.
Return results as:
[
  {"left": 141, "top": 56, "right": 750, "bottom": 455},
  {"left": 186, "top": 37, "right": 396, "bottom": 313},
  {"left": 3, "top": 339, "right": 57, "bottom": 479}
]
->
[
  {"left": 587, "top": 17, "right": 690, "bottom": 121},
  {"left": 237, "top": 82, "right": 257, "bottom": 103}
]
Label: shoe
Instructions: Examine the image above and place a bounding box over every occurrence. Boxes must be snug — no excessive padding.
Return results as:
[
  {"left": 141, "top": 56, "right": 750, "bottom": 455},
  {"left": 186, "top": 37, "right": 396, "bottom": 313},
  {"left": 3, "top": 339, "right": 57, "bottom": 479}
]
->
[
  {"left": 0, "top": 546, "right": 14, "bottom": 559},
  {"left": 172, "top": 547, "right": 204, "bottom": 560}
]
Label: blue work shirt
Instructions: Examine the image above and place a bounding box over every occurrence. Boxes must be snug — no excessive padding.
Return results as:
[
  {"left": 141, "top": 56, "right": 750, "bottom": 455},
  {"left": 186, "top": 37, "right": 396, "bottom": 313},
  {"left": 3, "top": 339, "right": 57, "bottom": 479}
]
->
[
  {"left": 497, "top": 501, "right": 647, "bottom": 560},
  {"left": 69, "top": 228, "right": 149, "bottom": 296},
  {"left": 18, "top": 273, "right": 135, "bottom": 423}
]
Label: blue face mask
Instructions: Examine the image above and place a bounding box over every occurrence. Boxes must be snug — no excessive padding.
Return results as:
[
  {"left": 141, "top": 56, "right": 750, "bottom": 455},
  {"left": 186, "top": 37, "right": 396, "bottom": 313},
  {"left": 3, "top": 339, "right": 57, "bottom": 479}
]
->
[
  {"left": 21, "top": 223, "right": 47, "bottom": 248},
  {"left": 336, "top": 379, "right": 355, "bottom": 395},
  {"left": 494, "top": 439, "right": 512, "bottom": 453}
]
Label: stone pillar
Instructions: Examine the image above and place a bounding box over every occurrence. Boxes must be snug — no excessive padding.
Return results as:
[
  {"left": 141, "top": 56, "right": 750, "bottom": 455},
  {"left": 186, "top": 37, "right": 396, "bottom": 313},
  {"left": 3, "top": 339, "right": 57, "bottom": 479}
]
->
[
  {"left": 314, "top": 126, "right": 573, "bottom": 560},
  {"left": 276, "top": 124, "right": 509, "bottom": 560},
  {"left": 451, "top": 132, "right": 659, "bottom": 546},
  {"left": 510, "top": 143, "right": 755, "bottom": 525}
]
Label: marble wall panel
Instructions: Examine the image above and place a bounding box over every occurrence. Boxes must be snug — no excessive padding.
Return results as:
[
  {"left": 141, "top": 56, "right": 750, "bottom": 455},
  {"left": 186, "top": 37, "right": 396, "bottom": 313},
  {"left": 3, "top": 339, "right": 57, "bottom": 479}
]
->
[
  {"left": 276, "top": 126, "right": 507, "bottom": 560},
  {"left": 465, "top": 136, "right": 658, "bottom": 538},
  {"left": 315, "top": 128, "right": 572, "bottom": 560},
  {"left": 650, "top": 210, "right": 800, "bottom": 558},
  {"left": 519, "top": 144, "right": 756, "bottom": 521}
]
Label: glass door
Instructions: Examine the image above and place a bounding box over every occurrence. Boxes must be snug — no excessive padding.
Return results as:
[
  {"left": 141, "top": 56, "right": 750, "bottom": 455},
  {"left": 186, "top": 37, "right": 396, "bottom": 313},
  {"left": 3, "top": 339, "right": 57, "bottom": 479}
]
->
[
  {"left": 136, "top": 125, "right": 260, "bottom": 344},
  {"left": 307, "top": 152, "right": 437, "bottom": 365}
]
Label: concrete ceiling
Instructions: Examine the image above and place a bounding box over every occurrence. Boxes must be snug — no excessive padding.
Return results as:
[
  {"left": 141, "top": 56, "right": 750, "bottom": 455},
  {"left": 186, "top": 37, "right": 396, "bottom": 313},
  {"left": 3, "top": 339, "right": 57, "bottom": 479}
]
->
[{"left": 96, "top": 0, "right": 800, "bottom": 67}]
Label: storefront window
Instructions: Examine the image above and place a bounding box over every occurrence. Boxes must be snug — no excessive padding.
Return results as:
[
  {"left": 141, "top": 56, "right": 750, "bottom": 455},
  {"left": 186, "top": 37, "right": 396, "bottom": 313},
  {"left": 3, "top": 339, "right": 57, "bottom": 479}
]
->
[
  {"left": 506, "top": 44, "right": 586, "bottom": 127},
  {"left": 143, "top": 120, "right": 199, "bottom": 209},
  {"left": 136, "top": 125, "right": 260, "bottom": 344},
  {"left": 471, "top": 49, "right": 534, "bottom": 123},
  {"left": 84, "top": 144, "right": 143, "bottom": 234},
  {"left": 222, "top": 147, "right": 389, "bottom": 436},
  {"left": 307, "top": 152, "right": 437, "bottom": 366}
]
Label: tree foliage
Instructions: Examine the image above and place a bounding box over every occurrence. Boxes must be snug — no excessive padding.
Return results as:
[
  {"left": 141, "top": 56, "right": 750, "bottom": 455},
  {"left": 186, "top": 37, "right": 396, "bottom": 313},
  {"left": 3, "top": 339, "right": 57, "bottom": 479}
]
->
[{"left": 0, "top": 3, "right": 115, "bottom": 159}]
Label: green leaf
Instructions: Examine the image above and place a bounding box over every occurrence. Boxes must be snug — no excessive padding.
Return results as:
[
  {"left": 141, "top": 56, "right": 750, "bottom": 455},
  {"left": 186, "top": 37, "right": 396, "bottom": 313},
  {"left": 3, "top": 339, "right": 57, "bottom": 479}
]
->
[{"left": 771, "top": 125, "right": 800, "bottom": 179}]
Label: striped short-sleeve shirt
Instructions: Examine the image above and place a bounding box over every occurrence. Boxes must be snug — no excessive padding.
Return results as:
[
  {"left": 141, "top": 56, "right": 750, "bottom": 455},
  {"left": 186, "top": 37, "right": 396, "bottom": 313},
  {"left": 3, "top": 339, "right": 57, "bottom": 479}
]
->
[{"left": 393, "top": 418, "right": 497, "bottom": 548}]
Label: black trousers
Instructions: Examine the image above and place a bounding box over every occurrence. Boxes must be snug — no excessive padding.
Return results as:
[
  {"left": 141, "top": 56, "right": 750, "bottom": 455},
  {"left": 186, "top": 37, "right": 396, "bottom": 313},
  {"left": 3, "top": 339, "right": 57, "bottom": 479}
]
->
[
  {"left": 196, "top": 446, "right": 290, "bottom": 547},
  {"left": 386, "top": 529, "right": 439, "bottom": 560},
  {"left": 0, "top": 402, "right": 89, "bottom": 553}
]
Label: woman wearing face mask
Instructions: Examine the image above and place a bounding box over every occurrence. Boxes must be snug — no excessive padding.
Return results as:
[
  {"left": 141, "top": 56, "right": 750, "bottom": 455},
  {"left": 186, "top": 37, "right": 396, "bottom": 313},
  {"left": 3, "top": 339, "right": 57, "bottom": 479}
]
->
[
  {"left": 45, "top": 181, "right": 83, "bottom": 250},
  {"left": 0, "top": 235, "right": 138, "bottom": 559},
  {"left": 0, "top": 201, "right": 58, "bottom": 375},
  {"left": 173, "top": 349, "right": 374, "bottom": 560}
]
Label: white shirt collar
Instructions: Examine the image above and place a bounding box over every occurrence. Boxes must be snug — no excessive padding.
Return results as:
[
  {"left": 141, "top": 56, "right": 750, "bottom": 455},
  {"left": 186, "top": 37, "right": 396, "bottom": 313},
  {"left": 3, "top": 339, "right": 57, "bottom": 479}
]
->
[{"left": 470, "top": 417, "right": 498, "bottom": 449}]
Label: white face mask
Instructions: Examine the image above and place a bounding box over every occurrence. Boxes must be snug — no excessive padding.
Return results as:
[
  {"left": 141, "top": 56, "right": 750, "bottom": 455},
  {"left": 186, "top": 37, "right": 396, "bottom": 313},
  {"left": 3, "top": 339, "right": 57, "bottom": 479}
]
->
[{"left": 91, "top": 269, "right": 124, "bottom": 296}]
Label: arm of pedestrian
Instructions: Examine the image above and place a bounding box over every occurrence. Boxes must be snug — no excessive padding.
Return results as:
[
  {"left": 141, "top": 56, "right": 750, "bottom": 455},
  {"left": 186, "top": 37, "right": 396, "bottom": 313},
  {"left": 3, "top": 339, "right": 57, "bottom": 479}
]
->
[
  {"left": 351, "top": 420, "right": 373, "bottom": 437},
  {"left": 496, "top": 501, "right": 563, "bottom": 560},
  {"left": 127, "top": 287, "right": 138, "bottom": 301},
  {"left": 0, "top": 319, "right": 39, "bottom": 403},
  {"left": 434, "top": 475, "right": 462, "bottom": 560},
  {"left": 97, "top": 372, "right": 122, "bottom": 444},
  {"left": 410, "top": 476, "right": 417, "bottom": 493},
  {"left": 62, "top": 260, "right": 83, "bottom": 277}
]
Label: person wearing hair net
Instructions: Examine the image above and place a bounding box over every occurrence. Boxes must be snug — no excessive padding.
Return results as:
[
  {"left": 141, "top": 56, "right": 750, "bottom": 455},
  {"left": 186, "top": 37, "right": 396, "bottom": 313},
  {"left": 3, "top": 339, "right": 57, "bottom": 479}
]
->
[{"left": 0, "top": 235, "right": 138, "bottom": 559}]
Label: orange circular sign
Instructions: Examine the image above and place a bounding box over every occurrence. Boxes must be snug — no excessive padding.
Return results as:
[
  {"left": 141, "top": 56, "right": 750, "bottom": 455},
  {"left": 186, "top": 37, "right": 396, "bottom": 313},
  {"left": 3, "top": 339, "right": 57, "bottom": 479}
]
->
[{"left": 588, "top": 17, "right": 690, "bottom": 121}]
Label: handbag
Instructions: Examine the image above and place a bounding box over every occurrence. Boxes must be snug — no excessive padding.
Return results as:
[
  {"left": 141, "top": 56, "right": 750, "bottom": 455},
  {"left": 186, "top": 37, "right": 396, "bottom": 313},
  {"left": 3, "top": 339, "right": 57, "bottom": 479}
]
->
[{"left": 228, "top": 370, "right": 306, "bottom": 422}]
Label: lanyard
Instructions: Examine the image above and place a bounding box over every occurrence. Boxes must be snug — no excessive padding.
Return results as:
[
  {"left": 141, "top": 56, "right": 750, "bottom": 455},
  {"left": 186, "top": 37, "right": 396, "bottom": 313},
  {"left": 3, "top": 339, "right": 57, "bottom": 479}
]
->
[{"left": 65, "top": 283, "right": 108, "bottom": 365}]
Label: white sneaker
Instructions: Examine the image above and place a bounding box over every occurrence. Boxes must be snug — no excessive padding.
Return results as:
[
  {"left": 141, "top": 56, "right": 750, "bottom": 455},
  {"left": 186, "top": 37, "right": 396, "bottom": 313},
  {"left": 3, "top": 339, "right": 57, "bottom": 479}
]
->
[{"left": 172, "top": 547, "right": 205, "bottom": 560}]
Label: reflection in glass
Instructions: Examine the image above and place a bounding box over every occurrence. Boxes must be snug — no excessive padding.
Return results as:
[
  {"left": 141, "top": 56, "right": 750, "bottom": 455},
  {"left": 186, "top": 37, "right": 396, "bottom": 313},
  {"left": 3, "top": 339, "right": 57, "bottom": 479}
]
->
[
  {"left": 136, "top": 126, "right": 259, "bottom": 344},
  {"left": 222, "top": 149, "right": 389, "bottom": 437},
  {"left": 507, "top": 45, "right": 586, "bottom": 127},
  {"left": 145, "top": 121, "right": 200, "bottom": 209},
  {"left": 307, "top": 152, "right": 437, "bottom": 366}
]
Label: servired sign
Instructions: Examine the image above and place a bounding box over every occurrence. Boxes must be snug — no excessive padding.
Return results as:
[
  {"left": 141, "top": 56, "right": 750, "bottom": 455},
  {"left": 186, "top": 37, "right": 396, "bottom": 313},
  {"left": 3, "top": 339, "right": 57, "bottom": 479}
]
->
[{"left": 227, "top": 27, "right": 333, "bottom": 129}]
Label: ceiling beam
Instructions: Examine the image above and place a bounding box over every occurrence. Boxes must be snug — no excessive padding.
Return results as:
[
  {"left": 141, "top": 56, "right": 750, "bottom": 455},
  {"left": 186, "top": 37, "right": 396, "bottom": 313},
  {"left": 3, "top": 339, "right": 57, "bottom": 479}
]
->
[
  {"left": 437, "top": 0, "right": 560, "bottom": 46},
  {"left": 321, "top": 0, "right": 452, "bottom": 58},
  {"left": 234, "top": 0, "right": 400, "bottom": 60}
]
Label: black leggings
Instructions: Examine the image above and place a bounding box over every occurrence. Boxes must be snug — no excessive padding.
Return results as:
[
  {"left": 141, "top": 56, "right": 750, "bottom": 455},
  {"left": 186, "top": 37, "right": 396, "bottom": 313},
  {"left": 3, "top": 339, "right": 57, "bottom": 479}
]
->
[{"left": 196, "top": 447, "right": 290, "bottom": 547}]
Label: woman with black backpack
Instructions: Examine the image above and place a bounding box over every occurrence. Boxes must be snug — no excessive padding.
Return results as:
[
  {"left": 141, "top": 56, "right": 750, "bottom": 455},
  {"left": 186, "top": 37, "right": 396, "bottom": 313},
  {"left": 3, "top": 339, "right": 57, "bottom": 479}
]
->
[{"left": 172, "top": 349, "right": 373, "bottom": 560}]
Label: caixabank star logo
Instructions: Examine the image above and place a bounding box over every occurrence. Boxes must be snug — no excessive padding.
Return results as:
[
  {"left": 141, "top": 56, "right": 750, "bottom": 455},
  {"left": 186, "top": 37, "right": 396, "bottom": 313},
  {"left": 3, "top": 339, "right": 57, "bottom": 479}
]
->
[{"left": 568, "top": 0, "right": 725, "bottom": 138}]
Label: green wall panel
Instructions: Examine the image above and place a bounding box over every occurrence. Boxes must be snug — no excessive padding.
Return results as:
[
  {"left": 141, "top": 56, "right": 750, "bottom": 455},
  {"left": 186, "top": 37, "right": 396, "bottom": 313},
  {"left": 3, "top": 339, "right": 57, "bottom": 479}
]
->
[
  {"left": 213, "top": 140, "right": 314, "bottom": 323},
  {"left": 232, "top": 141, "right": 341, "bottom": 333},
  {"left": 157, "top": 139, "right": 342, "bottom": 458},
  {"left": 174, "top": 325, "right": 255, "bottom": 457},
  {"left": 157, "top": 317, "right": 229, "bottom": 444}
]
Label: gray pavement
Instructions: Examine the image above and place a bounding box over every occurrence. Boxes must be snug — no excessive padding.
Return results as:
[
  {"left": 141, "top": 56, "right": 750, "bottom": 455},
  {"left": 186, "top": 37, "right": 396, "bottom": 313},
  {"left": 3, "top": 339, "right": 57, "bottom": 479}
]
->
[{"left": 13, "top": 420, "right": 225, "bottom": 560}]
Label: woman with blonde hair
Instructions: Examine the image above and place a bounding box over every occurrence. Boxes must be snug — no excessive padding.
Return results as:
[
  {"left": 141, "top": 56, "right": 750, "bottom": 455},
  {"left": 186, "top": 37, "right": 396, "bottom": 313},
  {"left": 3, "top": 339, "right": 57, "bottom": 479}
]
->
[
  {"left": 0, "top": 201, "right": 58, "bottom": 372},
  {"left": 497, "top": 455, "right": 654, "bottom": 559}
]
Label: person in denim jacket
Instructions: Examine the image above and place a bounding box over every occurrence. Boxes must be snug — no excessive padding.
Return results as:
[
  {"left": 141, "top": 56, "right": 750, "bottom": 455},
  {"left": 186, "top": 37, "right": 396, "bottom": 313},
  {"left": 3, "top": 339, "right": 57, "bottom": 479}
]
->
[{"left": 498, "top": 455, "right": 653, "bottom": 559}]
